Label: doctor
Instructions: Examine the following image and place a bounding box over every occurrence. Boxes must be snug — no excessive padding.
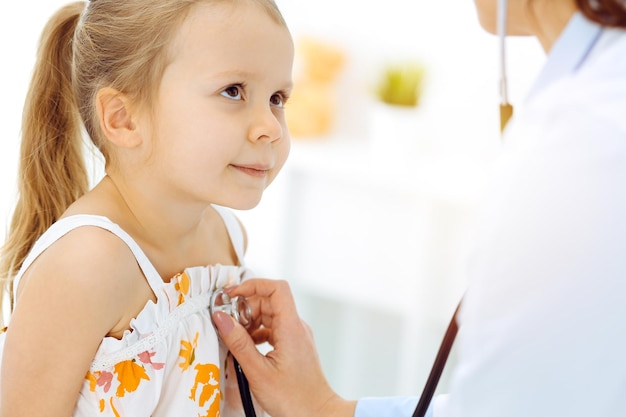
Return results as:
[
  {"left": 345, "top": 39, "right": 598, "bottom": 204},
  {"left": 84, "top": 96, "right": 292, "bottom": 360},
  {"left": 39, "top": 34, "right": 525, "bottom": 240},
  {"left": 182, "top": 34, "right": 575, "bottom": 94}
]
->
[{"left": 213, "top": 0, "right": 626, "bottom": 416}]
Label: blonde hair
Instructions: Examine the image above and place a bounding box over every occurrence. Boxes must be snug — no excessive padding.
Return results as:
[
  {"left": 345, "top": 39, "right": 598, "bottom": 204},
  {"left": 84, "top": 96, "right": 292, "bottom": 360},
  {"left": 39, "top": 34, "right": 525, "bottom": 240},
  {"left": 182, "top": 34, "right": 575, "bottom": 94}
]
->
[{"left": 0, "top": 0, "right": 286, "bottom": 319}]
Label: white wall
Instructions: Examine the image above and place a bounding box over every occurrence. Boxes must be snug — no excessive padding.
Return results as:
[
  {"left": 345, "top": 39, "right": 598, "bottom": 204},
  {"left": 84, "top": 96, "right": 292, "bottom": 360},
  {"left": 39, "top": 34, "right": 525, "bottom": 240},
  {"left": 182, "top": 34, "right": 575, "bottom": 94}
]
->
[{"left": 0, "top": 0, "right": 547, "bottom": 402}]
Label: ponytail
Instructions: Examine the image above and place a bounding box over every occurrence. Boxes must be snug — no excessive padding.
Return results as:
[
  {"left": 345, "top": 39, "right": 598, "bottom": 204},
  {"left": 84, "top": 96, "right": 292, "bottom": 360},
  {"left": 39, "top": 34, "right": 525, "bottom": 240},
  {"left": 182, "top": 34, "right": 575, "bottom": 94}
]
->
[
  {"left": 576, "top": 0, "right": 626, "bottom": 28},
  {"left": 1, "top": 2, "right": 88, "bottom": 316}
]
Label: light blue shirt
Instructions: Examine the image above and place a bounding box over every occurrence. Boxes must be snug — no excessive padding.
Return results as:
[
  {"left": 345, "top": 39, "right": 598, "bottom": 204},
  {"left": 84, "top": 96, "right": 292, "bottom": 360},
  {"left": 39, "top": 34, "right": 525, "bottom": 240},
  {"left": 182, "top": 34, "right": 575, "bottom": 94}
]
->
[
  {"left": 355, "top": 396, "right": 423, "bottom": 417},
  {"left": 527, "top": 12, "right": 601, "bottom": 99}
]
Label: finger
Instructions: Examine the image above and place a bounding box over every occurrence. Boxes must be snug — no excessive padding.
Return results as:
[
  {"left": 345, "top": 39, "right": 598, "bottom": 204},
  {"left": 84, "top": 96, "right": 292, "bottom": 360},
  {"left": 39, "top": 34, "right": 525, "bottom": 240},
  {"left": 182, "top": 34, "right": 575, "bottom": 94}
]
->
[
  {"left": 212, "top": 311, "right": 268, "bottom": 376},
  {"left": 250, "top": 327, "right": 273, "bottom": 345},
  {"left": 229, "top": 279, "right": 295, "bottom": 312},
  {"left": 245, "top": 297, "right": 277, "bottom": 331},
  {"left": 226, "top": 278, "right": 282, "bottom": 298},
  {"left": 230, "top": 279, "right": 300, "bottom": 329}
]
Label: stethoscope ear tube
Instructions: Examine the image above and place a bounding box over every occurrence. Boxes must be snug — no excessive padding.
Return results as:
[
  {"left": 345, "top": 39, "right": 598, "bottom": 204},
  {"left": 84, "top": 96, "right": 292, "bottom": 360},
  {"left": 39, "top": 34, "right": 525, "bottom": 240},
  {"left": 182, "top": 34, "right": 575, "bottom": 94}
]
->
[
  {"left": 498, "top": 0, "right": 514, "bottom": 133},
  {"left": 412, "top": 302, "right": 461, "bottom": 417}
]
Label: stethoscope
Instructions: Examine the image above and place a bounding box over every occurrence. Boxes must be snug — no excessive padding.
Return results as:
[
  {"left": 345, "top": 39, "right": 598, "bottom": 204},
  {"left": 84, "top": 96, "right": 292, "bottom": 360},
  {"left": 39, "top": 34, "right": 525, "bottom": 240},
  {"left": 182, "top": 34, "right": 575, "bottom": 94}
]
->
[
  {"left": 210, "top": 288, "right": 257, "bottom": 417},
  {"left": 413, "top": 2, "right": 511, "bottom": 416}
]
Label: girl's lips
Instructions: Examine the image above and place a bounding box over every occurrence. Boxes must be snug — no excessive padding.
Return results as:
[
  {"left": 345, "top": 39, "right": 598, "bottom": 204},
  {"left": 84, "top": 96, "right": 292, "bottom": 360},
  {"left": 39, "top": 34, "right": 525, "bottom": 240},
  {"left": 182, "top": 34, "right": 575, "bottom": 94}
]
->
[{"left": 231, "top": 164, "right": 269, "bottom": 178}]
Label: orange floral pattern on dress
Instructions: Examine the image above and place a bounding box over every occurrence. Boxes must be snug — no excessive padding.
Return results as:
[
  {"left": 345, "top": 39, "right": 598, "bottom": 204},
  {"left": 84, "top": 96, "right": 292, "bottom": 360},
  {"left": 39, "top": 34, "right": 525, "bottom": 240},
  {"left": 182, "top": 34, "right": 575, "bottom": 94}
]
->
[
  {"left": 178, "top": 332, "right": 222, "bottom": 416},
  {"left": 115, "top": 359, "right": 150, "bottom": 397},
  {"left": 86, "top": 371, "right": 98, "bottom": 392},
  {"left": 173, "top": 272, "right": 191, "bottom": 306},
  {"left": 179, "top": 332, "right": 199, "bottom": 372},
  {"left": 109, "top": 397, "right": 122, "bottom": 417},
  {"left": 191, "top": 363, "right": 221, "bottom": 417}
]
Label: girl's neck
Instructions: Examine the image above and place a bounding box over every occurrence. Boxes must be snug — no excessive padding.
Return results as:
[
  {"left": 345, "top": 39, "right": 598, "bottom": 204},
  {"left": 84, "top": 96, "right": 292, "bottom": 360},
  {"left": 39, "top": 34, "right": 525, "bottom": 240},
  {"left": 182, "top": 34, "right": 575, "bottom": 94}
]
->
[
  {"left": 99, "top": 175, "right": 207, "bottom": 252},
  {"left": 93, "top": 175, "right": 232, "bottom": 279}
]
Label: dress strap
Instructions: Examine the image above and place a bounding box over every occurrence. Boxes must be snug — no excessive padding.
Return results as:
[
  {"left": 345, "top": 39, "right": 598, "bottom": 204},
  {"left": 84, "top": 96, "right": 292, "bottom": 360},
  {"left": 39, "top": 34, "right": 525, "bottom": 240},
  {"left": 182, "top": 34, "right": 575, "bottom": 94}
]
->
[
  {"left": 212, "top": 205, "right": 246, "bottom": 266},
  {"left": 12, "top": 215, "right": 165, "bottom": 305}
]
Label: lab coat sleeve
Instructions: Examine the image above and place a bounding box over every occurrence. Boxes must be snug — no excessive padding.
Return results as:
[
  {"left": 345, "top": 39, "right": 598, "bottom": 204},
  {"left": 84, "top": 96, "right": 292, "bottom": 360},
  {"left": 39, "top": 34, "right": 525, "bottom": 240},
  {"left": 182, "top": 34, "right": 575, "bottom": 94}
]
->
[{"left": 355, "top": 396, "right": 435, "bottom": 417}]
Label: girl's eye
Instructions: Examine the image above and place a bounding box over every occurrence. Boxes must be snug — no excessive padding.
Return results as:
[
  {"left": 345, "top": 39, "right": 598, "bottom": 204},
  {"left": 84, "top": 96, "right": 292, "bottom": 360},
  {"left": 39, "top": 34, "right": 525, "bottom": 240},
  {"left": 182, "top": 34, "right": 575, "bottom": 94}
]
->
[
  {"left": 221, "top": 85, "right": 243, "bottom": 100},
  {"left": 270, "top": 93, "right": 287, "bottom": 108}
]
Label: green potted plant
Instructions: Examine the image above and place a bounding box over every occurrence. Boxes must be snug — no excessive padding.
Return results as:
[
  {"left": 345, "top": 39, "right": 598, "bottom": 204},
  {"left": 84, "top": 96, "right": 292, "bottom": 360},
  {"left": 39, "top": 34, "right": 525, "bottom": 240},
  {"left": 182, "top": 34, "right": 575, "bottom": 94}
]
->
[{"left": 376, "top": 62, "right": 425, "bottom": 107}]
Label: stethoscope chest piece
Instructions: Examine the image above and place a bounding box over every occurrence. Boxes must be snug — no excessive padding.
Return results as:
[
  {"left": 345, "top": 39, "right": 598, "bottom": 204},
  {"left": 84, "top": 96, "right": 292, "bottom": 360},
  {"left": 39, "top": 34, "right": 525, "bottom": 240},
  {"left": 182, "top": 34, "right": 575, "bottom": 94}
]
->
[{"left": 210, "top": 288, "right": 253, "bottom": 329}]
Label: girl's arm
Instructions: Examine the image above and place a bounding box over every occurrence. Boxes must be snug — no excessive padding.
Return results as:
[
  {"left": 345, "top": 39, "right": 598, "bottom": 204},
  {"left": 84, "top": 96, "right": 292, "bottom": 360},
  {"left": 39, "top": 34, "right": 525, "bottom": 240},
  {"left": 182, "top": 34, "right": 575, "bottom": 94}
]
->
[{"left": 1, "top": 226, "right": 151, "bottom": 416}]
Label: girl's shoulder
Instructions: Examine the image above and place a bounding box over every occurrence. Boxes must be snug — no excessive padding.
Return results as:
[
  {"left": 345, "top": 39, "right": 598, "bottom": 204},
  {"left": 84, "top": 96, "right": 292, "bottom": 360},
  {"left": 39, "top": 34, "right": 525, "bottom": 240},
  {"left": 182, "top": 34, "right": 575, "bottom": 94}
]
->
[
  {"left": 13, "top": 215, "right": 157, "bottom": 326},
  {"left": 17, "top": 214, "right": 161, "bottom": 283}
]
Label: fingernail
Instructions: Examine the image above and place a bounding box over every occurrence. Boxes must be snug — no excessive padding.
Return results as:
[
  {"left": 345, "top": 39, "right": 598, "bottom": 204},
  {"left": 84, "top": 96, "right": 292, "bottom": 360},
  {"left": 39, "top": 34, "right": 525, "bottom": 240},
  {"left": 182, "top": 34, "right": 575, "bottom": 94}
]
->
[{"left": 213, "top": 311, "right": 235, "bottom": 335}]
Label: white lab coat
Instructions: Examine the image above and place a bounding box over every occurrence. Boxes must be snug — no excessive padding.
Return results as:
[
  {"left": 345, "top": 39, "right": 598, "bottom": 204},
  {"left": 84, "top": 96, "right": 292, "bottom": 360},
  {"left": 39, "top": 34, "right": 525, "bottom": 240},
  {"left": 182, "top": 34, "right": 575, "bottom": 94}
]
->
[
  {"left": 434, "top": 17, "right": 626, "bottom": 417},
  {"left": 356, "top": 13, "right": 626, "bottom": 417}
]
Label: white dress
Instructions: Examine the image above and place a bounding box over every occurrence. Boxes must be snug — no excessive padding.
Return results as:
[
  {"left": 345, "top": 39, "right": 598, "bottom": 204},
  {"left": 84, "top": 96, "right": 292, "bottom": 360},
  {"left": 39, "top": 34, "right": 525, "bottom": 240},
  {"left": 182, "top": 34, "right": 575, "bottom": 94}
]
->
[{"left": 0, "top": 206, "right": 254, "bottom": 417}]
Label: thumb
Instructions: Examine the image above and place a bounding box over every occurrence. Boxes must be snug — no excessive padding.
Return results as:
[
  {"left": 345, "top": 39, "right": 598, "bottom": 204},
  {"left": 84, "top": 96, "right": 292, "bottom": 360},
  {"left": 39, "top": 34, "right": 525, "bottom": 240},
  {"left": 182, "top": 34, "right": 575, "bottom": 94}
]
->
[{"left": 212, "top": 311, "right": 263, "bottom": 369}]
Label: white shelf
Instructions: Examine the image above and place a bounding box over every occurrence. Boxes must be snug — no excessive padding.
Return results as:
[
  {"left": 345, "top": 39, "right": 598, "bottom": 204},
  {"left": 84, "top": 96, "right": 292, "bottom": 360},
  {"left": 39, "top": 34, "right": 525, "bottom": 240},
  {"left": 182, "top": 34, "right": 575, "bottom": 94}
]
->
[{"left": 286, "top": 137, "right": 493, "bottom": 208}]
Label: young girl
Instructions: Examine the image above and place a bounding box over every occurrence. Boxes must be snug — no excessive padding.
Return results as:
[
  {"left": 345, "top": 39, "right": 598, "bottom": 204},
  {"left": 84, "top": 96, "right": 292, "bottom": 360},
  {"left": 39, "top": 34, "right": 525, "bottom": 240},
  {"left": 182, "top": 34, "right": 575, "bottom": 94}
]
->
[{"left": 0, "top": 0, "right": 293, "bottom": 416}]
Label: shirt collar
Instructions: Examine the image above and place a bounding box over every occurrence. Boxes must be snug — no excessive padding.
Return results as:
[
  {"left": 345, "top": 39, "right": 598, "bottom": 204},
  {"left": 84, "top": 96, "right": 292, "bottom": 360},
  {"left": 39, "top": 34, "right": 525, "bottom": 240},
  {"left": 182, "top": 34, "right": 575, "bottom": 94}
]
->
[{"left": 527, "top": 12, "right": 603, "bottom": 99}]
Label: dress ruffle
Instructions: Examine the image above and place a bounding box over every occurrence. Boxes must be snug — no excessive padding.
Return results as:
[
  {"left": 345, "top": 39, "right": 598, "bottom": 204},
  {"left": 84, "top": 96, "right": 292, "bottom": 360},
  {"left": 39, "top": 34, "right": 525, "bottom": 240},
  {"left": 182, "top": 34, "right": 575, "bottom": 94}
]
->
[{"left": 90, "top": 263, "right": 253, "bottom": 372}]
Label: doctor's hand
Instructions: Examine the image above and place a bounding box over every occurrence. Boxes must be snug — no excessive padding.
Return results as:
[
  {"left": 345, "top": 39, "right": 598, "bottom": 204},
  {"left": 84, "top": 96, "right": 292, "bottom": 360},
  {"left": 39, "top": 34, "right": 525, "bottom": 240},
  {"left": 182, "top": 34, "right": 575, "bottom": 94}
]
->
[{"left": 212, "top": 279, "right": 357, "bottom": 417}]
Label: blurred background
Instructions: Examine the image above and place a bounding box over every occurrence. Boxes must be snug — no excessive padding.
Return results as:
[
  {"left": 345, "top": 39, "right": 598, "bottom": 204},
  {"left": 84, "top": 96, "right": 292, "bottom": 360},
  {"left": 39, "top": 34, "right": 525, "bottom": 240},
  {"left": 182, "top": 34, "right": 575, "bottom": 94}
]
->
[{"left": 0, "top": 0, "right": 545, "bottom": 401}]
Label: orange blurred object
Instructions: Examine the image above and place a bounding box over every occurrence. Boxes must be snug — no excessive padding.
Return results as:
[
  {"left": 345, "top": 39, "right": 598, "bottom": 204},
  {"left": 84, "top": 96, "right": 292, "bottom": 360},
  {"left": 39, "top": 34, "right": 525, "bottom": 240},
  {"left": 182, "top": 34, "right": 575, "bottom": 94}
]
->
[{"left": 286, "top": 37, "right": 346, "bottom": 138}]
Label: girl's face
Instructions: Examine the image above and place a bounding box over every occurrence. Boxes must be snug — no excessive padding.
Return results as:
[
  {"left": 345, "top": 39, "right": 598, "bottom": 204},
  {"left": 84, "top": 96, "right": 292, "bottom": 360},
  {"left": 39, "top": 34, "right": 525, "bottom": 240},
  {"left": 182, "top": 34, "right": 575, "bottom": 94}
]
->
[{"left": 141, "top": 1, "right": 294, "bottom": 210}]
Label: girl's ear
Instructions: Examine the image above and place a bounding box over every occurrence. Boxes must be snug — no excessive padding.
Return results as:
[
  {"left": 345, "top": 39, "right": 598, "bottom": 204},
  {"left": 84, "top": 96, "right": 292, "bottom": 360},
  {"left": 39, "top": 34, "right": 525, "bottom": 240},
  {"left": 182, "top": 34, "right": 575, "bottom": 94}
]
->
[{"left": 96, "top": 87, "right": 143, "bottom": 148}]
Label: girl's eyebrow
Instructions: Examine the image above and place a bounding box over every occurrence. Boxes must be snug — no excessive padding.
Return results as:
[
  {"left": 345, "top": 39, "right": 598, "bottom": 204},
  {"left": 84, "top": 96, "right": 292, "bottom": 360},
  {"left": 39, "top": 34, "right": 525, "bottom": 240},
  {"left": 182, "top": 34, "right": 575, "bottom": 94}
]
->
[
  {"left": 209, "top": 69, "right": 294, "bottom": 89},
  {"left": 209, "top": 69, "right": 255, "bottom": 80}
]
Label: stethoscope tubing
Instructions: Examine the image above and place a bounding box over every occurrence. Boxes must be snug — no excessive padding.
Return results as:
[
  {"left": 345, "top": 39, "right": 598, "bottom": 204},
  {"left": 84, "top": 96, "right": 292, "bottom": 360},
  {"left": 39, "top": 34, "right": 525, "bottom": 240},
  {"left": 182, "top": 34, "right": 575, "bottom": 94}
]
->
[
  {"left": 234, "top": 356, "right": 257, "bottom": 417},
  {"left": 412, "top": 302, "right": 461, "bottom": 417}
]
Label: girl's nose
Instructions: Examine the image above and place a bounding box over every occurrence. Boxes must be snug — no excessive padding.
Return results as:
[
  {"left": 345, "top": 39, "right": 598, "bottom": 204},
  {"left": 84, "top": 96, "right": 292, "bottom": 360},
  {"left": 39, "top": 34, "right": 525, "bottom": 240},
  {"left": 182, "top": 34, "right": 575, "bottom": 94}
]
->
[{"left": 248, "top": 106, "right": 283, "bottom": 143}]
